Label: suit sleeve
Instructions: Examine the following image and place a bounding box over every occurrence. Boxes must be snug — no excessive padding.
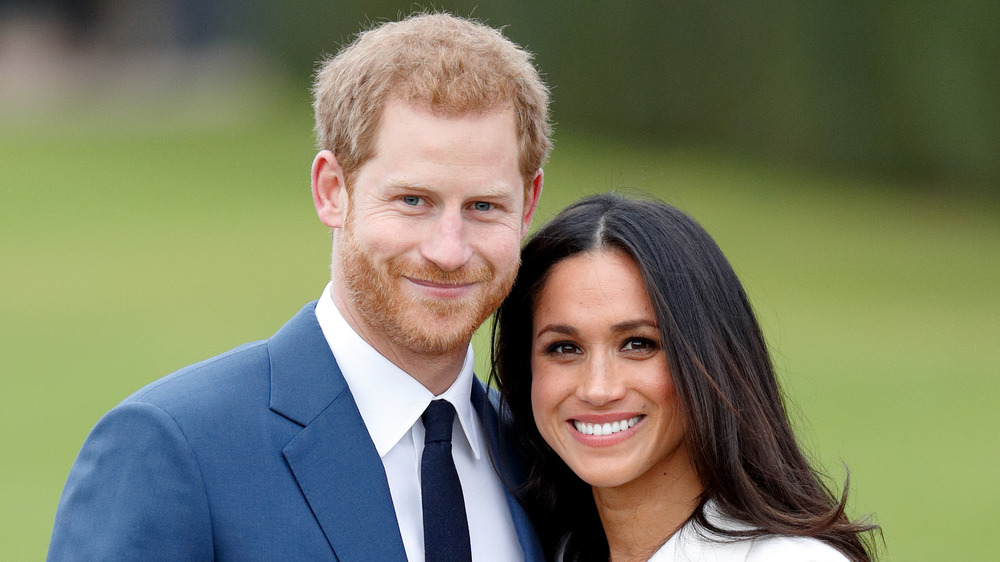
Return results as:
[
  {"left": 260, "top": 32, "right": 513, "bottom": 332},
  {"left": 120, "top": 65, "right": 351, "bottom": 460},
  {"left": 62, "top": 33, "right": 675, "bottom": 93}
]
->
[{"left": 48, "top": 401, "right": 214, "bottom": 561}]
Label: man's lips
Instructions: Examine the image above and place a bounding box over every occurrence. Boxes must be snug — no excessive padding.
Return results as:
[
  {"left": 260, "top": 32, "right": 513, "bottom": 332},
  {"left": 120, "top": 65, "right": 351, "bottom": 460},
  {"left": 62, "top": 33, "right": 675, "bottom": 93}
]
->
[
  {"left": 405, "top": 277, "right": 478, "bottom": 297},
  {"left": 407, "top": 278, "right": 475, "bottom": 288}
]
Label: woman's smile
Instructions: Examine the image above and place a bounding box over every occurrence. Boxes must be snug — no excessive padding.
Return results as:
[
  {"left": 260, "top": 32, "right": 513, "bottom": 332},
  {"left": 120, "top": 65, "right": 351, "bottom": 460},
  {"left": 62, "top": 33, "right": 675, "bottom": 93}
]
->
[{"left": 572, "top": 414, "right": 644, "bottom": 437}]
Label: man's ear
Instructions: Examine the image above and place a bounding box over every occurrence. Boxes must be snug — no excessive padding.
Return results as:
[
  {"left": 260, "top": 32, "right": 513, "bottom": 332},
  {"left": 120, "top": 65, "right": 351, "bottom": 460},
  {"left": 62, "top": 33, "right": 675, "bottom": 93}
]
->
[
  {"left": 520, "top": 168, "right": 544, "bottom": 237},
  {"left": 312, "top": 150, "right": 348, "bottom": 229}
]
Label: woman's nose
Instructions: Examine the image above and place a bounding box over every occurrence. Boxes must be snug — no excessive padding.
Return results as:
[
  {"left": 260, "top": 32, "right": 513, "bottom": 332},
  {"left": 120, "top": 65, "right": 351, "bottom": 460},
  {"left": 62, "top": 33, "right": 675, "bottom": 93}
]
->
[{"left": 575, "top": 357, "right": 626, "bottom": 406}]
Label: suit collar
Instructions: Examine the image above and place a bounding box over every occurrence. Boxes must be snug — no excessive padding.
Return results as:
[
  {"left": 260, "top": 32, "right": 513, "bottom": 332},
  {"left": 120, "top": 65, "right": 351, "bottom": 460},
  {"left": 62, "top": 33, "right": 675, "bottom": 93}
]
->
[
  {"left": 268, "top": 302, "right": 347, "bottom": 426},
  {"left": 472, "top": 380, "right": 547, "bottom": 562},
  {"left": 269, "top": 303, "right": 407, "bottom": 560},
  {"left": 314, "top": 288, "right": 485, "bottom": 459},
  {"left": 267, "top": 303, "right": 543, "bottom": 561}
]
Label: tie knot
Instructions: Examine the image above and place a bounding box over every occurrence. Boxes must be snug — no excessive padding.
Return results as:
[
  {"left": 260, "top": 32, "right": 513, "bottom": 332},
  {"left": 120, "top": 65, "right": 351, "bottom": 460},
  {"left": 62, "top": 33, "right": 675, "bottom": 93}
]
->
[{"left": 422, "top": 400, "right": 457, "bottom": 444}]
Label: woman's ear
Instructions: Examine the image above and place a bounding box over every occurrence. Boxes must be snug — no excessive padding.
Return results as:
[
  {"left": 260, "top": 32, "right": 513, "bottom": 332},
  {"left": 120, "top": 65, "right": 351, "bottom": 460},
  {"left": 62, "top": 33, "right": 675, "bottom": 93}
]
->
[{"left": 312, "top": 150, "right": 348, "bottom": 229}]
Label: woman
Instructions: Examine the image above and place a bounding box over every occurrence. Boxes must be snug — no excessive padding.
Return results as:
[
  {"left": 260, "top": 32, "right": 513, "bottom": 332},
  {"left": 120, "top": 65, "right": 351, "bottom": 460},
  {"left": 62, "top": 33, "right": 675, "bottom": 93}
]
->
[{"left": 490, "top": 193, "right": 879, "bottom": 561}]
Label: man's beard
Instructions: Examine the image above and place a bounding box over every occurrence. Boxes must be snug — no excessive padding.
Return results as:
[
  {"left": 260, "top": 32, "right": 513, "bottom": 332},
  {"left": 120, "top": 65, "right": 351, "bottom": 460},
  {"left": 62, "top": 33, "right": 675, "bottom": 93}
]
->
[{"left": 339, "top": 230, "right": 517, "bottom": 356}]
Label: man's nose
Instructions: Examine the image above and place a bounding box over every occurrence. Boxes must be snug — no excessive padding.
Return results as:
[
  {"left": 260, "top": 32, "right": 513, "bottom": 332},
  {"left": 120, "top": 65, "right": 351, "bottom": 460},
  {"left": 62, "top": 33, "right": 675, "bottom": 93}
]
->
[{"left": 420, "top": 209, "right": 474, "bottom": 271}]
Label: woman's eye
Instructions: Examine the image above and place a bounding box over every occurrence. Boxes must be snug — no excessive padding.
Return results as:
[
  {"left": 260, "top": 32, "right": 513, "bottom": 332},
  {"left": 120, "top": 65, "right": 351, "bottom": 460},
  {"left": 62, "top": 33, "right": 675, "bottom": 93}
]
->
[
  {"left": 402, "top": 195, "right": 422, "bottom": 206},
  {"left": 547, "top": 342, "right": 581, "bottom": 355},
  {"left": 622, "top": 337, "right": 657, "bottom": 352},
  {"left": 472, "top": 201, "right": 493, "bottom": 212}
]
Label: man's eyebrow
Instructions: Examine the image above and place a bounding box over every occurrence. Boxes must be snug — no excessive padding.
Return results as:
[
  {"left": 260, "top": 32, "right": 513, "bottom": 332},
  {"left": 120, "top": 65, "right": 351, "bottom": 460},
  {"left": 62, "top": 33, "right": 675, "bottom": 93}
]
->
[
  {"left": 385, "top": 180, "right": 433, "bottom": 191},
  {"left": 472, "top": 185, "right": 520, "bottom": 199},
  {"left": 384, "top": 181, "right": 518, "bottom": 199}
]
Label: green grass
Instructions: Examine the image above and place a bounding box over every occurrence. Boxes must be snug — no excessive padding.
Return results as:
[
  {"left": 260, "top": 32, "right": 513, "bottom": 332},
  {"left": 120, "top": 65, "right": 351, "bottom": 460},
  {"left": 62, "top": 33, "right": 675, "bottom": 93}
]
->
[{"left": 3, "top": 99, "right": 997, "bottom": 560}]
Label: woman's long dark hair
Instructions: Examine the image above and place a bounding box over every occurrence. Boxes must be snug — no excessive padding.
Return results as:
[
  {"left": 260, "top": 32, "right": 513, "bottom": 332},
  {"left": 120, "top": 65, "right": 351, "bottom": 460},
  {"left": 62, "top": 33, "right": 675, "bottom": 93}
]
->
[{"left": 490, "top": 193, "right": 880, "bottom": 561}]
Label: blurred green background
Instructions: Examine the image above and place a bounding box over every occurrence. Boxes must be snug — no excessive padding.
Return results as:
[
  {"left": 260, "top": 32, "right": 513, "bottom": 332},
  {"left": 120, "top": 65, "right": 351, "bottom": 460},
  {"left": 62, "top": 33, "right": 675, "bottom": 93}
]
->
[{"left": 2, "top": 1, "right": 997, "bottom": 560}]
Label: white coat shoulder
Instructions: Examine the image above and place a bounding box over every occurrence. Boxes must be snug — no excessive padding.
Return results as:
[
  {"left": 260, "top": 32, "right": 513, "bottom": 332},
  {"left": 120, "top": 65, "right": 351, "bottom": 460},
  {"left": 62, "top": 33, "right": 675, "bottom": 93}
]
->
[{"left": 648, "top": 502, "right": 848, "bottom": 562}]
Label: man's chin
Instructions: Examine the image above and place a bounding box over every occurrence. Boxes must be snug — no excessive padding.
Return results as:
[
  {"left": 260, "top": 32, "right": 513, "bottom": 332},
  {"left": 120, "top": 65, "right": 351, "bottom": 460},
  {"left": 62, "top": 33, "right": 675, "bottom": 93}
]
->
[
  {"left": 392, "top": 330, "right": 474, "bottom": 357},
  {"left": 389, "top": 311, "right": 483, "bottom": 356}
]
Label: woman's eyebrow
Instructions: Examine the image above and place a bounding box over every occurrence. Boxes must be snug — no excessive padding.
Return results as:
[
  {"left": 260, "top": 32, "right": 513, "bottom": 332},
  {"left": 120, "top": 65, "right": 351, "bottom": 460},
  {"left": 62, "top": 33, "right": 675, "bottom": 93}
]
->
[
  {"left": 610, "top": 319, "right": 658, "bottom": 333},
  {"left": 535, "top": 324, "right": 579, "bottom": 338}
]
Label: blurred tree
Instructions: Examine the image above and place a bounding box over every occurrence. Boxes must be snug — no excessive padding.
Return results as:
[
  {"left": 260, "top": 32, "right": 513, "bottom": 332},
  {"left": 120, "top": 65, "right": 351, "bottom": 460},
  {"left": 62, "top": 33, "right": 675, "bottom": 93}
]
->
[{"left": 24, "top": 0, "right": 988, "bottom": 186}]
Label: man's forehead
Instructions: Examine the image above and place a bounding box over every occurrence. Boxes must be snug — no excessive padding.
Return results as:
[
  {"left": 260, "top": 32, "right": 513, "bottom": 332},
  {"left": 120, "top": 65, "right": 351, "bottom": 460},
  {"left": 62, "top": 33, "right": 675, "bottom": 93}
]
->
[{"left": 370, "top": 100, "right": 519, "bottom": 161}]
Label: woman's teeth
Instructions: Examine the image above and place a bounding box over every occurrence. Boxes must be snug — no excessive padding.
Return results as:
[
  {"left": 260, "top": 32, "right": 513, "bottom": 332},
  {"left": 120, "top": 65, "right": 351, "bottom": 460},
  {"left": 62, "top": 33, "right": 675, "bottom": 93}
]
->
[{"left": 573, "top": 416, "right": 641, "bottom": 436}]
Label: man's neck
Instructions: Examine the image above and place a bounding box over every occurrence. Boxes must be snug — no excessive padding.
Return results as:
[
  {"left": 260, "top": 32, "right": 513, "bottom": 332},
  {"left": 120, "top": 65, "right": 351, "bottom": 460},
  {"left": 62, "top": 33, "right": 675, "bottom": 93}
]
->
[
  {"left": 380, "top": 347, "right": 468, "bottom": 396},
  {"left": 330, "top": 286, "right": 469, "bottom": 396}
]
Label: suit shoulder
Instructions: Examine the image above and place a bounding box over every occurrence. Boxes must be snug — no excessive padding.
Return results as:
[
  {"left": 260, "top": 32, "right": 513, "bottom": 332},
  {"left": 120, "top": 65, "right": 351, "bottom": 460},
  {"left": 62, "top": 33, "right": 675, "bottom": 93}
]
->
[{"left": 121, "top": 340, "right": 271, "bottom": 416}]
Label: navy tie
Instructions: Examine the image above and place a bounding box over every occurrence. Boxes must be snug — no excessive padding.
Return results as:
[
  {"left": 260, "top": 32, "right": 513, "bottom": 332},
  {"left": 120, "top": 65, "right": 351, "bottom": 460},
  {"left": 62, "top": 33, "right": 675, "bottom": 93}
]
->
[{"left": 421, "top": 400, "right": 472, "bottom": 562}]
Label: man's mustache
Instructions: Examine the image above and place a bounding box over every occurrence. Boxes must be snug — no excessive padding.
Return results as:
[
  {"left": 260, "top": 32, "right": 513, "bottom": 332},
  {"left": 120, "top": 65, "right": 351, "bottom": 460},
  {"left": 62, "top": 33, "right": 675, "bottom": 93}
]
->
[{"left": 386, "top": 260, "right": 495, "bottom": 286}]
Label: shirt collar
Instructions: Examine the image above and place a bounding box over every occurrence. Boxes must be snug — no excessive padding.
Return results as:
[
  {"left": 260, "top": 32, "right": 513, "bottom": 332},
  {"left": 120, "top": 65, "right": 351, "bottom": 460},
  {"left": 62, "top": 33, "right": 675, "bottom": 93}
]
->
[{"left": 314, "top": 283, "right": 484, "bottom": 459}]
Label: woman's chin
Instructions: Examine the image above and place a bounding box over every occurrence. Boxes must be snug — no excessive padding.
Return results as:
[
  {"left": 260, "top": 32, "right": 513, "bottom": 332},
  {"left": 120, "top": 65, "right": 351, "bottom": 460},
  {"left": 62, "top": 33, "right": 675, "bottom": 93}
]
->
[{"left": 565, "top": 462, "right": 637, "bottom": 490}]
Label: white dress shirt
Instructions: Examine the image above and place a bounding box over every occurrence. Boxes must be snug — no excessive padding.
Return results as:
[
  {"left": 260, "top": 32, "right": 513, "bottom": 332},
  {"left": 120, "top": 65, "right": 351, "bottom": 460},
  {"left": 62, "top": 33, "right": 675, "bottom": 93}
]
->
[{"left": 314, "top": 284, "right": 523, "bottom": 562}]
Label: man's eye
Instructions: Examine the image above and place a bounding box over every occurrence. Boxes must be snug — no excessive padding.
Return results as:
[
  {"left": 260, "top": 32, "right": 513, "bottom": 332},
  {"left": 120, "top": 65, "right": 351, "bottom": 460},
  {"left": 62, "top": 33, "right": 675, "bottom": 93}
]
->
[
  {"left": 402, "top": 195, "right": 422, "bottom": 206},
  {"left": 472, "top": 201, "right": 493, "bottom": 211}
]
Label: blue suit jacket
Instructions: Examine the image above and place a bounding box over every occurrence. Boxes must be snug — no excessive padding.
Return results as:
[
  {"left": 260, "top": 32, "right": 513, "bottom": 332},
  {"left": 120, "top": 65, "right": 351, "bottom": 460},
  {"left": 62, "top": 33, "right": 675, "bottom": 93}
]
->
[{"left": 48, "top": 302, "right": 543, "bottom": 561}]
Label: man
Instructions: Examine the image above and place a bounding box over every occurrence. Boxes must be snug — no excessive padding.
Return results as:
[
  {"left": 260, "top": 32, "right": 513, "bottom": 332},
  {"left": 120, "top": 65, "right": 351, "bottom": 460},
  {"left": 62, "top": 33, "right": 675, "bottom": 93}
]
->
[{"left": 48, "top": 13, "right": 550, "bottom": 561}]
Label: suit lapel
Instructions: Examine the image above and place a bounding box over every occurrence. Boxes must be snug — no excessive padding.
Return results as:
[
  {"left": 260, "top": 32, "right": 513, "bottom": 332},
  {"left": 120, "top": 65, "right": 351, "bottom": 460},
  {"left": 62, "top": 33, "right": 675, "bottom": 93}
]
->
[
  {"left": 267, "top": 303, "right": 541, "bottom": 561},
  {"left": 269, "top": 303, "right": 407, "bottom": 561},
  {"left": 282, "top": 394, "right": 406, "bottom": 561},
  {"left": 472, "top": 381, "right": 546, "bottom": 562}
]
